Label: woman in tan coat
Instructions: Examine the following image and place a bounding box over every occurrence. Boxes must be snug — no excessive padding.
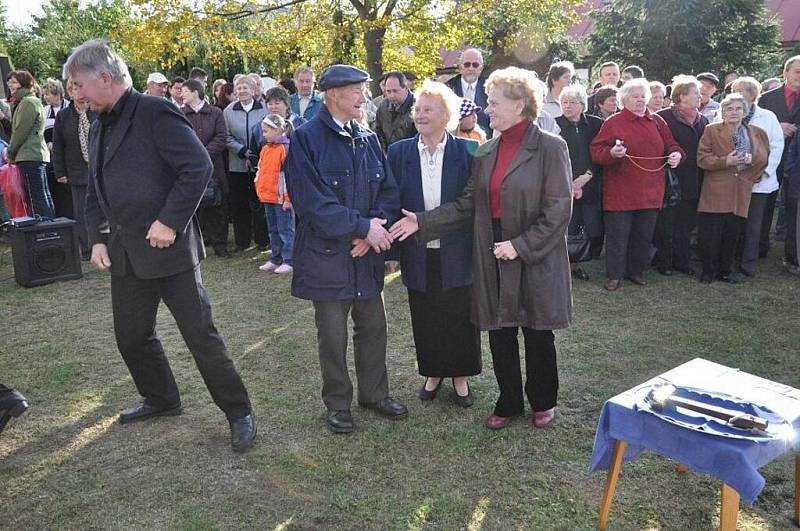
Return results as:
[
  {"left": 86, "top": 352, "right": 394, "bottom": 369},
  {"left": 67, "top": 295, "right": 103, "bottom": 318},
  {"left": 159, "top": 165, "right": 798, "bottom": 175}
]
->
[
  {"left": 390, "top": 67, "right": 573, "bottom": 430},
  {"left": 697, "top": 93, "right": 769, "bottom": 284}
]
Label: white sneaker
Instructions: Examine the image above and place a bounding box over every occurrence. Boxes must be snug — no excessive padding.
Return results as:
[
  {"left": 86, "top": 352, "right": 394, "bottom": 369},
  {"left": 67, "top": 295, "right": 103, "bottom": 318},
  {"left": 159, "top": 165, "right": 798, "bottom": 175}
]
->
[
  {"left": 259, "top": 261, "right": 278, "bottom": 272},
  {"left": 274, "top": 264, "right": 294, "bottom": 274}
]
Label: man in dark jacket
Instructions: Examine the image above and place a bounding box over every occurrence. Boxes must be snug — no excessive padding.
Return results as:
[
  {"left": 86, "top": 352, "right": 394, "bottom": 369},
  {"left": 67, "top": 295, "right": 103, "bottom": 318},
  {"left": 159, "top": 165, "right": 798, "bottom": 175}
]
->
[
  {"left": 446, "top": 48, "right": 489, "bottom": 133},
  {"left": 758, "top": 55, "right": 800, "bottom": 270},
  {"left": 286, "top": 64, "right": 407, "bottom": 434},
  {"left": 65, "top": 39, "right": 255, "bottom": 452},
  {"left": 374, "top": 71, "right": 417, "bottom": 149},
  {"left": 51, "top": 80, "right": 96, "bottom": 260},
  {"left": 181, "top": 79, "right": 231, "bottom": 258}
]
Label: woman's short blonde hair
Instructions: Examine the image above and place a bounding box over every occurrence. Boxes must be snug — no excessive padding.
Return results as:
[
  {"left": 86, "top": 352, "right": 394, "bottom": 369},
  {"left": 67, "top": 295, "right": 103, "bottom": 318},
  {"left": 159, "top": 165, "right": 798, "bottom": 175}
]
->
[
  {"left": 485, "top": 66, "right": 542, "bottom": 122},
  {"left": 670, "top": 75, "right": 700, "bottom": 105},
  {"left": 730, "top": 77, "right": 761, "bottom": 103},
  {"left": 720, "top": 92, "right": 751, "bottom": 115},
  {"left": 234, "top": 76, "right": 257, "bottom": 93},
  {"left": 42, "top": 78, "right": 65, "bottom": 99},
  {"left": 559, "top": 84, "right": 588, "bottom": 109},
  {"left": 413, "top": 80, "right": 462, "bottom": 131},
  {"left": 648, "top": 81, "right": 666, "bottom": 96},
  {"left": 618, "top": 78, "right": 651, "bottom": 107}
]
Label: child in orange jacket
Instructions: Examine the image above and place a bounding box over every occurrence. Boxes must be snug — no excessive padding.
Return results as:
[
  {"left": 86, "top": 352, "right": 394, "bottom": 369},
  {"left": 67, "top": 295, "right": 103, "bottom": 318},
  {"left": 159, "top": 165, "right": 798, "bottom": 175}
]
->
[{"left": 255, "top": 114, "right": 295, "bottom": 273}]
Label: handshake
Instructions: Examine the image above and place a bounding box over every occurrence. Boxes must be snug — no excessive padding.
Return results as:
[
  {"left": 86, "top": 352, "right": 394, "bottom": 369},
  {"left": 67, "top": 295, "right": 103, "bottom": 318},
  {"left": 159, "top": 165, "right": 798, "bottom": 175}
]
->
[{"left": 351, "top": 210, "right": 419, "bottom": 258}]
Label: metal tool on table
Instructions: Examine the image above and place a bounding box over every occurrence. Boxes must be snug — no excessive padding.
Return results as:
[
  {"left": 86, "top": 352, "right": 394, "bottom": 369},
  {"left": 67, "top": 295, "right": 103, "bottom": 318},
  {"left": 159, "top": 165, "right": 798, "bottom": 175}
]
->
[{"left": 648, "top": 385, "right": 769, "bottom": 432}]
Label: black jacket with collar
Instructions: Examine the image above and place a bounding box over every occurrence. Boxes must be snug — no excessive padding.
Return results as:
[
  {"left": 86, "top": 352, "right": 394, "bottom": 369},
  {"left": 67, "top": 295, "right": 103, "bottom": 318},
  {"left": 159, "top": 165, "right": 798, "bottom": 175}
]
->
[
  {"left": 51, "top": 104, "right": 96, "bottom": 186},
  {"left": 86, "top": 89, "right": 212, "bottom": 279}
]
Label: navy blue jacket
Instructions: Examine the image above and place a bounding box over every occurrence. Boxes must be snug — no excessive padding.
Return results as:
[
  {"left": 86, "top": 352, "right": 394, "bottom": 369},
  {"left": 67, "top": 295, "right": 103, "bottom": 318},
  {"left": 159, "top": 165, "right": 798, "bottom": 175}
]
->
[
  {"left": 286, "top": 106, "right": 400, "bottom": 301},
  {"left": 290, "top": 92, "right": 324, "bottom": 121},
  {"left": 387, "top": 134, "right": 474, "bottom": 292}
]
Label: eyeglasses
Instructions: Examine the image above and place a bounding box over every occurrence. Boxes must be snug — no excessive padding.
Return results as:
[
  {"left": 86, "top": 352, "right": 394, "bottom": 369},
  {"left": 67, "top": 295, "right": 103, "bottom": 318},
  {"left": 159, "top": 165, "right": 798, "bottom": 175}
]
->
[{"left": 461, "top": 62, "right": 482, "bottom": 69}]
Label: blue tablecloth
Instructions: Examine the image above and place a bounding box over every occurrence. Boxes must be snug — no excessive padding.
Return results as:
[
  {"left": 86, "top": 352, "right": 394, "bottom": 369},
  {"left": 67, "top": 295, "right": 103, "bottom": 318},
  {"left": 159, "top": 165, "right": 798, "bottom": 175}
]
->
[{"left": 589, "top": 358, "right": 800, "bottom": 505}]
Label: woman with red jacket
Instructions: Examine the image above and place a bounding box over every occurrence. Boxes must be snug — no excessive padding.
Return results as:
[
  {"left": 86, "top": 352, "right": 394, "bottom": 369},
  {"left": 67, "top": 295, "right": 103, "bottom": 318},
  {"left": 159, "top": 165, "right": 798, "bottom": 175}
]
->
[{"left": 590, "top": 78, "right": 685, "bottom": 291}]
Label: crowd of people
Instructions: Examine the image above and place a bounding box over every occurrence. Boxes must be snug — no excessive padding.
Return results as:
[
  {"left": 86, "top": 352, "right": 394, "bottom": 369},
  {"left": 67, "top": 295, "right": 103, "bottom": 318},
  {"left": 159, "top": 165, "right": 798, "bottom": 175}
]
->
[{"left": 2, "top": 39, "right": 800, "bottom": 447}]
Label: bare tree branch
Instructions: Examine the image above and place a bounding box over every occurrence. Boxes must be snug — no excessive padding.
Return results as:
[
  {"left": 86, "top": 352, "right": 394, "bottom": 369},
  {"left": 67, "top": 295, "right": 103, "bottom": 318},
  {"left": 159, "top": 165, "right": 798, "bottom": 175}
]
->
[{"left": 195, "top": 0, "right": 311, "bottom": 21}]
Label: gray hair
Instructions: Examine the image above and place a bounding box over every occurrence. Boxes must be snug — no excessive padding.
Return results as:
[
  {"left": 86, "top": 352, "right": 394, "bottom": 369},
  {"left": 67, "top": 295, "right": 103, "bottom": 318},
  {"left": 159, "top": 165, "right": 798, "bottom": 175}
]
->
[
  {"left": 295, "top": 65, "right": 315, "bottom": 79},
  {"left": 558, "top": 84, "right": 587, "bottom": 108},
  {"left": 62, "top": 39, "right": 130, "bottom": 86},
  {"left": 720, "top": 92, "right": 751, "bottom": 115},
  {"left": 618, "top": 78, "right": 651, "bottom": 106}
]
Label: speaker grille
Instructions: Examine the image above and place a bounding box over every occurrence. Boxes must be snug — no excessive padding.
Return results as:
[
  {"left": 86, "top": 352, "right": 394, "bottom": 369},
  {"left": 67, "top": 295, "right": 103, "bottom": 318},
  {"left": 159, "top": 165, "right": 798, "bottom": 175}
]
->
[{"left": 34, "top": 242, "right": 68, "bottom": 274}]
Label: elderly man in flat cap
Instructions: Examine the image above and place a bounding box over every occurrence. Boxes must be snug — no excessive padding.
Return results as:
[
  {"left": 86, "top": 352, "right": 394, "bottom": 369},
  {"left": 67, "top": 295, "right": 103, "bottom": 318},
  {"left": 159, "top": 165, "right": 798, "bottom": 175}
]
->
[{"left": 286, "top": 64, "right": 408, "bottom": 433}]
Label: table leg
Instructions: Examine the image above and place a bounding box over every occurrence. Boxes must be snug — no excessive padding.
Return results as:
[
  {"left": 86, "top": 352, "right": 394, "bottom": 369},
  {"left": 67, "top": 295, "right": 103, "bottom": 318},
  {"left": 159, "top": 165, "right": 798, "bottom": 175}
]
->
[
  {"left": 794, "top": 455, "right": 799, "bottom": 526},
  {"left": 676, "top": 463, "right": 689, "bottom": 474},
  {"left": 719, "top": 483, "right": 740, "bottom": 531},
  {"left": 598, "top": 440, "right": 627, "bottom": 531}
]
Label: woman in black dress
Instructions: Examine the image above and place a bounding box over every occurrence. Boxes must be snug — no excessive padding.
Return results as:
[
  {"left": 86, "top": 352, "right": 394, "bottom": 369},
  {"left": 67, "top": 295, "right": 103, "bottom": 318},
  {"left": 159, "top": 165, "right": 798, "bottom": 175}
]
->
[{"left": 386, "top": 81, "right": 481, "bottom": 407}]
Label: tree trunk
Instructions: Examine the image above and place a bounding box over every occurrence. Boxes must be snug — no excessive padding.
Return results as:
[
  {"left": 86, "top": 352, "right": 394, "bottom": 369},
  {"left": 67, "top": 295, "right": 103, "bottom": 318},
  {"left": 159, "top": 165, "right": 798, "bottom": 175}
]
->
[{"left": 364, "top": 26, "right": 385, "bottom": 95}]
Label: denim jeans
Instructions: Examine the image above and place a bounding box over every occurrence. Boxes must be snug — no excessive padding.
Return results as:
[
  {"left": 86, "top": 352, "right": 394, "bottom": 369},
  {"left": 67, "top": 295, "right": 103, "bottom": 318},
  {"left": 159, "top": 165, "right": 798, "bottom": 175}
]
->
[
  {"left": 17, "top": 161, "right": 55, "bottom": 219},
  {"left": 264, "top": 203, "right": 295, "bottom": 265}
]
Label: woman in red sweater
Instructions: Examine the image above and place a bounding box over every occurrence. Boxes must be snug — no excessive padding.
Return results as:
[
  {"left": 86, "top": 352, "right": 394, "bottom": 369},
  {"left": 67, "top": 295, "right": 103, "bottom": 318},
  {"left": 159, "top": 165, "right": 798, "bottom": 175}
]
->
[{"left": 590, "top": 78, "right": 685, "bottom": 291}]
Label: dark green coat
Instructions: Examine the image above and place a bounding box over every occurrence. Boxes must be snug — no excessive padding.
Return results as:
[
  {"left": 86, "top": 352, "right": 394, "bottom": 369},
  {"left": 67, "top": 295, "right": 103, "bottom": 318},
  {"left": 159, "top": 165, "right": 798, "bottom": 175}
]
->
[{"left": 8, "top": 88, "right": 49, "bottom": 163}]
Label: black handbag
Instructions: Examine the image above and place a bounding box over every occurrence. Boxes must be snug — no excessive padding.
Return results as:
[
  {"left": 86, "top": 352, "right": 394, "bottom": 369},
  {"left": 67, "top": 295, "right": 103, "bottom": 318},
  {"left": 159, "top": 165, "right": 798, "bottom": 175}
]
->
[
  {"left": 663, "top": 168, "right": 681, "bottom": 208},
  {"left": 200, "top": 177, "right": 222, "bottom": 207},
  {"left": 567, "top": 225, "right": 592, "bottom": 263}
]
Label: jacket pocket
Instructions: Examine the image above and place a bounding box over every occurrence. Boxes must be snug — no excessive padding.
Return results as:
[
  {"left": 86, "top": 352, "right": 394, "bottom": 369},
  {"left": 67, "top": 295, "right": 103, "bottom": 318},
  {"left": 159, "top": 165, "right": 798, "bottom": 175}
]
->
[
  {"left": 367, "top": 167, "right": 385, "bottom": 204},
  {"left": 301, "top": 240, "right": 350, "bottom": 289},
  {"left": 320, "top": 170, "right": 351, "bottom": 203}
]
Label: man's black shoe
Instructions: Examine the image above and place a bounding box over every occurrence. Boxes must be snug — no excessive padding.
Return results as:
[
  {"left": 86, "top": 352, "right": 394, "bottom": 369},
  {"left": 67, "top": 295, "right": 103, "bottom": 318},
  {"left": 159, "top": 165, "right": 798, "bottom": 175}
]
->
[
  {"left": 0, "top": 389, "right": 29, "bottom": 434},
  {"left": 359, "top": 397, "right": 408, "bottom": 419},
  {"left": 119, "top": 403, "right": 183, "bottom": 424},
  {"left": 328, "top": 410, "right": 354, "bottom": 433},
  {"left": 230, "top": 414, "right": 257, "bottom": 452}
]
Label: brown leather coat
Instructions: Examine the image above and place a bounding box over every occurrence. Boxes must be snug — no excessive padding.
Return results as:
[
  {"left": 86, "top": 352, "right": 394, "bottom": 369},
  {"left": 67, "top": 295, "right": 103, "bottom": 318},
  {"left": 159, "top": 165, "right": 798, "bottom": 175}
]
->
[{"left": 417, "top": 123, "right": 573, "bottom": 331}]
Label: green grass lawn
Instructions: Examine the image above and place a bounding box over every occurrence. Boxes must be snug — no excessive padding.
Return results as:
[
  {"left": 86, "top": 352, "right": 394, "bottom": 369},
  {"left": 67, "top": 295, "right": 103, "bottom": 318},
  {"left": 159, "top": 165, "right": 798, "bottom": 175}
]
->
[{"left": 1, "top": 240, "right": 798, "bottom": 530}]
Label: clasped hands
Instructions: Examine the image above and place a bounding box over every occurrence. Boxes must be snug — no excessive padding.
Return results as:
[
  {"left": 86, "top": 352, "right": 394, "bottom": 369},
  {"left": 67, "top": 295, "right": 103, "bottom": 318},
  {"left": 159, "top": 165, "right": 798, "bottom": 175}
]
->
[{"left": 351, "top": 211, "right": 422, "bottom": 258}]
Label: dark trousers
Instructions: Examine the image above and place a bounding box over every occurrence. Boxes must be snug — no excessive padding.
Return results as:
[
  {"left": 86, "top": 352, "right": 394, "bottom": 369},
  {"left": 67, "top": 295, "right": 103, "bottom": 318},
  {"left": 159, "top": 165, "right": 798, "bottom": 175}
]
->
[
  {"left": 18, "top": 161, "right": 55, "bottom": 219},
  {"left": 228, "top": 171, "right": 268, "bottom": 249},
  {"left": 110, "top": 263, "right": 250, "bottom": 420},
  {"left": 739, "top": 193, "right": 769, "bottom": 275},
  {"left": 197, "top": 195, "right": 229, "bottom": 252},
  {"left": 786, "top": 197, "right": 799, "bottom": 266},
  {"left": 47, "top": 162, "right": 73, "bottom": 219},
  {"left": 654, "top": 199, "right": 697, "bottom": 271},
  {"left": 313, "top": 296, "right": 389, "bottom": 412},
  {"left": 70, "top": 184, "right": 88, "bottom": 257},
  {"left": 758, "top": 190, "right": 779, "bottom": 256},
  {"left": 604, "top": 209, "right": 659, "bottom": 280},
  {"left": 698, "top": 212, "right": 743, "bottom": 277},
  {"left": 487, "top": 327, "right": 558, "bottom": 417}
]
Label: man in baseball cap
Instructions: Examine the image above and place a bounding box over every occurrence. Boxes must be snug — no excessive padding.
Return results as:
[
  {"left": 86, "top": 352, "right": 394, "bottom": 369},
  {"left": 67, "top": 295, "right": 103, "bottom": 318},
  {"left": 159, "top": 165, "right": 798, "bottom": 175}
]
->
[{"left": 146, "top": 72, "right": 169, "bottom": 97}]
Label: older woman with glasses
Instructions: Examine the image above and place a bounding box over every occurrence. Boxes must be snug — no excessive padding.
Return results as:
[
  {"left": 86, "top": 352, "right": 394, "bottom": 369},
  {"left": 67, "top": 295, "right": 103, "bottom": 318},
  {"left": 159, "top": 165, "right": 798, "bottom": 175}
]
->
[
  {"left": 696, "top": 93, "right": 769, "bottom": 284},
  {"left": 386, "top": 81, "right": 481, "bottom": 407},
  {"left": 390, "top": 67, "right": 573, "bottom": 430},
  {"left": 590, "top": 78, "right": 684, "bottom": 291}
]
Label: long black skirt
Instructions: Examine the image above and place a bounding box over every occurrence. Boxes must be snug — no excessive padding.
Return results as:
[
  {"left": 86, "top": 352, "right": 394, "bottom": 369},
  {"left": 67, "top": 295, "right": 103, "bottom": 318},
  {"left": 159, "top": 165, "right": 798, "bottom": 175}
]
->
[{"left": 407, "top": 249, "right": 482, "bottom": 377}]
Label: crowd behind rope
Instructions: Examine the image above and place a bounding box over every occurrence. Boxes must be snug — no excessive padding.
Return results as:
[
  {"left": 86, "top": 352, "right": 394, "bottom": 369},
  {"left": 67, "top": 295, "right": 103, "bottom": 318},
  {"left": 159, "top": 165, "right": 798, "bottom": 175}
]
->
[{"left": 2, "top": 43, "right": 800, "bottom": 440}]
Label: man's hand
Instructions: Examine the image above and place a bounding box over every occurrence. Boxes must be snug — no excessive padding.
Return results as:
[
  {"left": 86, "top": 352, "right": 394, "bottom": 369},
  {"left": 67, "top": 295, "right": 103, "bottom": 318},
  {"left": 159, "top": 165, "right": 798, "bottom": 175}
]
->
[
  {"left": 780, "top": 122, "right": 798, "bottom": 138},
  {"left": 385, "top": 260, "right": 400, "bottom": 274},
  {"left": 667, "top": 151, "right": 682, "bottom": 168},
  {"left": 351, "top": 238, "right": 370, "bottom": 258},
  {"left": 57, "top": 175, "right": 68, "bottom": 184},
  {"left": 91, "top": 243, "right": 112, "bottom": 271},
  {"left": 145, "top": 220, "right": 177, "bottom": 248},
  {"left": 388, "top": 209, "right": 419, "bottom": 241},
  {"left": 365, "top": 218, "right": 392, "bottom": 253}
]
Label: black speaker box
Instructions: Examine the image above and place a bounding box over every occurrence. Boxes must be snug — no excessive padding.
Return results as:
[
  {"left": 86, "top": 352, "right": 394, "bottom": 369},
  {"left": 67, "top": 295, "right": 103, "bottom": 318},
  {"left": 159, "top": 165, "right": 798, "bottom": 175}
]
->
[{"left": 10, "top": 217, "right": 83, "bottom": 287}]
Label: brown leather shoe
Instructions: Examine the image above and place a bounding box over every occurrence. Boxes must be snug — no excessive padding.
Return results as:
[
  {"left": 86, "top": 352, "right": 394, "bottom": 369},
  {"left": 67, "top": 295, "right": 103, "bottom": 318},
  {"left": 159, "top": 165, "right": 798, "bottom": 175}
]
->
[
  {"left": 484, "top": 414, "right": 513, "bottom": 430},
  {"left": 604, "top": 279, "right": 620, "bottom": 291},
  {"left": 533, "top": 408, "right": 556, "bottom": 428},
  {"left": 626, "top": 275, "right": 647, "bottom": 286}
]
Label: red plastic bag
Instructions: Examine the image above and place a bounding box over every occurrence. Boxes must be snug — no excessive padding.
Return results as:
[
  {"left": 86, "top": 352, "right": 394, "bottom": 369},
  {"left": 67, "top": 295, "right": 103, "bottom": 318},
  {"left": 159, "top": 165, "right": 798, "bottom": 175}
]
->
[{"left": 0, "top": 163, "right": 31, "bottom": 218}]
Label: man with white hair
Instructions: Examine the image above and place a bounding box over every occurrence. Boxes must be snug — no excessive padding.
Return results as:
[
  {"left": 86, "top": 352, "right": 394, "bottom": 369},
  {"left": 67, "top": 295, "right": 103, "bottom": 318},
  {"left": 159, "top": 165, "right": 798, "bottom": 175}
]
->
[
  {"left": 446, "top": 48, "right": 490, "bottom": 133},
  {"left": 289, "top": 66, "right": 323, "bottom": 120},
  {"left": 65, "top": 39, "right": 256, "bottom": 452}
]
